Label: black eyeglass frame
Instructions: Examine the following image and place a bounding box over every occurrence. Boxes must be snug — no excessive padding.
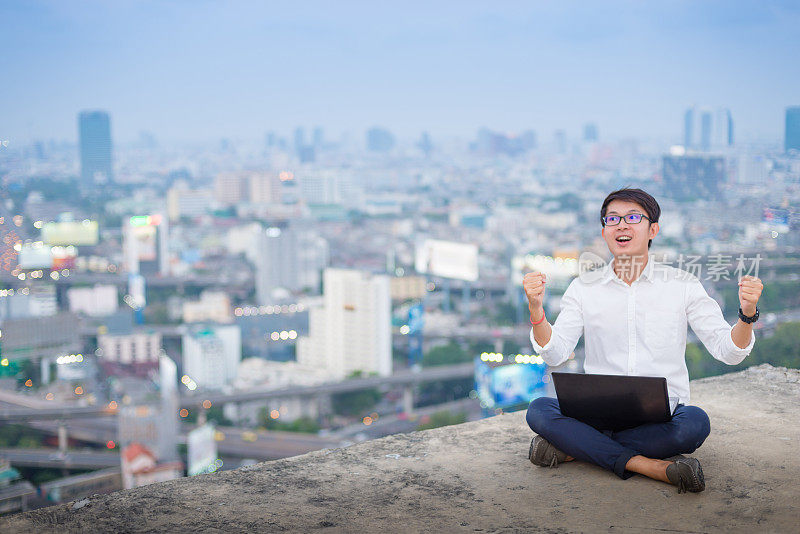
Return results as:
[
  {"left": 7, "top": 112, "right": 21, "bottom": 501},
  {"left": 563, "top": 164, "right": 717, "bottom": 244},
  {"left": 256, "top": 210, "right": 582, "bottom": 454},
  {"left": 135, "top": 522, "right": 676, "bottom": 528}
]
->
[{"left": 601, "top": 213, "right": 652, "bottom": 227}]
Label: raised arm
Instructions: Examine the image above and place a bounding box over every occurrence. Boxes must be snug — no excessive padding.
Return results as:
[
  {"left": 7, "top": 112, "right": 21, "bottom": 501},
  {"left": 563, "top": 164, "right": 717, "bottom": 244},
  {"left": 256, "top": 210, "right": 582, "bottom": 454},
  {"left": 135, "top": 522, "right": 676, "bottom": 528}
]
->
[
  {"left": 686, "top": 276, "right": 759, "bottom": 365},
  {"left": 524, "top": 273, "right": 584, "bottom": 367}
]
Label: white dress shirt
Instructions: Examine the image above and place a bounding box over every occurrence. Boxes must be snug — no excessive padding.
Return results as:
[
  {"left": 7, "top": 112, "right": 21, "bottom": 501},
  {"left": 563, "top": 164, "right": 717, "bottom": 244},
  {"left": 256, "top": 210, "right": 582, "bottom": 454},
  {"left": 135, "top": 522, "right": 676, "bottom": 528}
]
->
[{"left": 530, "top": 260, "right": 755, "bottom": 403}]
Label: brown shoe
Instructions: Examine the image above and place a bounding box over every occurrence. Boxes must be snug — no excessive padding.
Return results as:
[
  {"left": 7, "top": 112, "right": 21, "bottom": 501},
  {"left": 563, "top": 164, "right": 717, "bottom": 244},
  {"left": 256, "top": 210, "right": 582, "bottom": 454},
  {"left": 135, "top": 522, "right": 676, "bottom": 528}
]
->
[
  {"left": 665, "top": 457, "right": 705, "bottom": 493},
  {"left": 528, "top": 435, "right": 568, "bottom": 468}
]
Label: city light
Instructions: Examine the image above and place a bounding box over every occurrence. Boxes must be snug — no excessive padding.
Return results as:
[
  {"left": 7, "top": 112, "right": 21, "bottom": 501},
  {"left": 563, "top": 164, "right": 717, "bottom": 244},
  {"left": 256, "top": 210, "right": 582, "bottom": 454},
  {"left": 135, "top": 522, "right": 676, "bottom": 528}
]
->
[
  {"left": 56, "top": 354, "right": 84, "bottom": 365},
  {"left": 362, "top": 416, "right": 373, "bottom": 426},
  {"left": 25, "top": 379, "right": 33, "bottom": 387},
  {"left": 106, "top": 441, "right": 116, "bottom": 449},
  {"left": 74, "top": 386, "right": 83, "bottom": 395},
  {"left": 270, "top": 409, "right": 280, "bottom": 419},
  {"left": 181, "top": 374, "right": 198, "bottom": 390},
  {"left": 179, "top": 409, "right": 189, "bottom": 418},
  {"left": 234, "top": 303, "right": 304, "bottom": 317},
  {"left": 202, "top": 400, "right": 212, "bottom": 409},
  {"left": 0, "top": 358, "right": 8, "bottom": 367}
]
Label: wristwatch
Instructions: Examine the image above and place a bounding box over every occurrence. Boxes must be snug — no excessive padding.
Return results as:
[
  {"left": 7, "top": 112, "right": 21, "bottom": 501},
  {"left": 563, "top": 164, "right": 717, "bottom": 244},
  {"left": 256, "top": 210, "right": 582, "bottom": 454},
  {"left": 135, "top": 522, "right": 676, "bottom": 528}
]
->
[{"left": 738, "top": 306, "right": 759, "bottom": 324}]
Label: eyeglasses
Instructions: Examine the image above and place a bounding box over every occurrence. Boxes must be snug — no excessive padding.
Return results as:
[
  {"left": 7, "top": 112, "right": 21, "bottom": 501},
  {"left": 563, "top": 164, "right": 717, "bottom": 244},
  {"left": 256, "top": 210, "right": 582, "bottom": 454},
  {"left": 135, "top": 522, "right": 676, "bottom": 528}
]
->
[{"left": 601, "top": 213, "right": 650, "bottom": 226}]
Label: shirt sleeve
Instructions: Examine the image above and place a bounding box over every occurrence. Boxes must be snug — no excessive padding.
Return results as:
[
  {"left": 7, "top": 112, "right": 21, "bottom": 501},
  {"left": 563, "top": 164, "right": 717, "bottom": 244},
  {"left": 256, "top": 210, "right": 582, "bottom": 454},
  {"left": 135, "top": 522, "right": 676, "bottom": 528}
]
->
[
  {"left": 530, "top": 279, "right": 584, "bottom": 367},
  {"left": 685, "top": 277, "right": 754, "bottom": 365}
]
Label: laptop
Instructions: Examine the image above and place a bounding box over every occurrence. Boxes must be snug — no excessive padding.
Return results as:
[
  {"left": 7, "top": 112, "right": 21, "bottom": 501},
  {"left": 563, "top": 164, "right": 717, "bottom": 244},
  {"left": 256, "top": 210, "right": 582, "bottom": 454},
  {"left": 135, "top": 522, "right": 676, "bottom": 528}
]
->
[{"left": 551, "top": 372, "right": 680, "bottom": 431}]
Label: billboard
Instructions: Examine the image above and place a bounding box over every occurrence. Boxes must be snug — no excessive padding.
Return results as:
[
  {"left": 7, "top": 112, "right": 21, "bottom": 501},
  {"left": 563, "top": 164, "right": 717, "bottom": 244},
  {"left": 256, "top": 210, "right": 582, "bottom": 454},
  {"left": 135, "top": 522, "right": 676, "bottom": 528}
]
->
[
  {"left": 18, "top": 243, "right": 51, "bottom": 269},
  {"left": 475, "top": 355, "right": 547, "bottom": 410},
  {"left": 415, "top": 239, "right": 479, "bottom": 282},
  {"left": 511, "top": 253, "right": 579, "bottom": 291},
  {"left": 130, "top": 225, "right": 157, "bottom": 261},
  {"left": 42, "top": 221, "right": 99, "bottom": 246},
  {"left": 187, "top": 424, "right": 218, "bottom": 476}
]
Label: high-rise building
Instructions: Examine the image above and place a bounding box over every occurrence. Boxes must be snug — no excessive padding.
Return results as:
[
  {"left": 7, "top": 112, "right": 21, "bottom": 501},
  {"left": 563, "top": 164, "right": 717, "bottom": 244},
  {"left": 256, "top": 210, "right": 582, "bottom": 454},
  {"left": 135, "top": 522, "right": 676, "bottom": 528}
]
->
[
  {"left": 683, "top": 106, "right": 733, "bottom": 150},
  {"left": 0, "top": 285, "right": 57, "bottom": 320},
  {"left": 182, "top": 291, "right": 232, "bottom": 324},
  {"left": 472, "top": 129, "right": 536, "bottom": 156},
  {"left": 97, "top": 331, "right": 162, "bottom": 366},
  {"left": 662, "top": 154, "right": 725, "bottom": 201},
  {"left": 256, "top": 224, "right": 298, "bottom": 304},
  {"left": 297, "top": 268, "right": 392, "bottom": 378},
  {"left": 248, "top": 171, "right": 283, "bottom": 204},
  {"left": 214, "top": 172, "right": 250, "bottom": 206},
  {"left": 68, "top": 285, "right": 118, "bottom": 316},
  {"left": 583, "top": 123, "right": 598, "bottom": 143},
  {"left": 299, "top": 170, "right": 360, "bottom": 207},
  {"left": 182, "top": 325, "right": 241, "bottom": 389},
  {"left": 366, "top": 127, "right": 395, "bottom": 152},
  {"left": 78, "top": 111, "right": 113, "bottom": 185},
  {"left": 554, "top": 130, "right": 567, "bottom": 154},
  {"left": 683, "top": 108, "right": 694, "bottom": 148},
  {"left": 166, "top": 184, "right": 213, "bottom": 221},
  {"left": 786, "top": 106, "right": 800, "bottom": 153},
  {"left": 294, "top": 127, "right": 305, "bottom": 155},
  {"left": 123, "top": 215, "right": 169, "bottom": 276},
  {"left": 312, "top": 127, "right": 324, "bottom": 149},
  {"left": 254, "top": 223, "right": 329, "bottom": 304},
  {"left": 418, "top": 131, "right": 433, "bottom": 157},
  {"left": 699, "top": 111, "right": 712, "bottom": 151}
]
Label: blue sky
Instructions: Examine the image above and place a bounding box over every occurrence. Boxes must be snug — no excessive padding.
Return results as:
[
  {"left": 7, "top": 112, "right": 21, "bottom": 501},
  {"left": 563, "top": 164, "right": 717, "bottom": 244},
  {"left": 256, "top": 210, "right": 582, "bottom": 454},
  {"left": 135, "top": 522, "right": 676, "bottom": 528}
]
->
[{"left": 1, "top": 1, "right": 799, "bottom": 144}]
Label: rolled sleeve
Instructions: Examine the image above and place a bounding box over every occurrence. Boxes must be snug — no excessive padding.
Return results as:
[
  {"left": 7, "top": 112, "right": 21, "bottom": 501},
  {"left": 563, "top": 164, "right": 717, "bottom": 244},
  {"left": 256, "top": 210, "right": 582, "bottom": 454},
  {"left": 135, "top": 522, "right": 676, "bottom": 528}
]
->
[
  {"left": 530, "top": 280, "right": 584, "bottom": 367},
  {"left": 530, "top": 327, "right": 555, "bottom": 354},
  {"left": 686, "top": 278, "right": 755, "bottom": 365},
  {"left": 721, "top": 324, "right": 755, "bottom": 365}
]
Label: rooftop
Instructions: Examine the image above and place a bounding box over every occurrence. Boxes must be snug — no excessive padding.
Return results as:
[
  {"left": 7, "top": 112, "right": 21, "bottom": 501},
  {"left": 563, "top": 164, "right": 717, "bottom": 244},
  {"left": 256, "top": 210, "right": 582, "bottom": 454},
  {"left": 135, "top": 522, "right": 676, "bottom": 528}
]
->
[{"left": 3, "top": 364, "right": 798, "bottom": 533}]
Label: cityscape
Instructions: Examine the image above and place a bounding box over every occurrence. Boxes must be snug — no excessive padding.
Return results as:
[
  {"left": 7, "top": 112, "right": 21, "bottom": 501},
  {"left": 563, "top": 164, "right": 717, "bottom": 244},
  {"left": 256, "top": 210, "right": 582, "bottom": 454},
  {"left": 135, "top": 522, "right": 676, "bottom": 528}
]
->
[{"left": 1, "top": 0, "right": 799, "bottom": 519}]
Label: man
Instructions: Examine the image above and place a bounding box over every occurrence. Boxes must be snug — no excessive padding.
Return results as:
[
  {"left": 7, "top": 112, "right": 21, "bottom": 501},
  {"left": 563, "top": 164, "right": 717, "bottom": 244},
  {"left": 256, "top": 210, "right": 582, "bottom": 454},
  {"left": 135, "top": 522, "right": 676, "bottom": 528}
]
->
[{"left": 523, "top": 188, "right": 763, "bottom": 493}]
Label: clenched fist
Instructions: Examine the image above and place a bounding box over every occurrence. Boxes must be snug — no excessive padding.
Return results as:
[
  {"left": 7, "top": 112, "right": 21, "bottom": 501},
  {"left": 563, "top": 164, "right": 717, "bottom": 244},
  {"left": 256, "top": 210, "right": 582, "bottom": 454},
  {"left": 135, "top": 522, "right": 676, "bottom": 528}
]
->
[
  {"left": 738, "top": 275, "right": 763, "bottom": 317},
  {"left": 523, "top": 271, "right": 547, "bottom": 312}
]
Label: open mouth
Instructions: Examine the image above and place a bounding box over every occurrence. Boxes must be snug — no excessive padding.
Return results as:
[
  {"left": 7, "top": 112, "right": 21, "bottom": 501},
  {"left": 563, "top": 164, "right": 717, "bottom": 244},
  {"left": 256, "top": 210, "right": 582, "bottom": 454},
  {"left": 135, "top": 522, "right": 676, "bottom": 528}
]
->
[{"left": 615, "top": 236, "right": 632, "bottom": 243}]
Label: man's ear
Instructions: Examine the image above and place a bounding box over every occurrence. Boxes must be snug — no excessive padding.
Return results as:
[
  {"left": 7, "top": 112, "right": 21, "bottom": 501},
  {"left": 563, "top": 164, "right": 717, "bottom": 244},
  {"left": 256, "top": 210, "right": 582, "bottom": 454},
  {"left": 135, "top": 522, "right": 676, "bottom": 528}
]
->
[{"left": 649, "top": 222, "right": 659, "bottom": 240}]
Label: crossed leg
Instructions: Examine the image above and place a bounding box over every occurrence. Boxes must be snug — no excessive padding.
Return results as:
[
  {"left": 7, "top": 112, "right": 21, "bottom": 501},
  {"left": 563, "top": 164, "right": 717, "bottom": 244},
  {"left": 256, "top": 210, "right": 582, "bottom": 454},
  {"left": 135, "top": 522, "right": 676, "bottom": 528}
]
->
[{"left": 526, "top": 397, "right": 710, "bottom": 481}]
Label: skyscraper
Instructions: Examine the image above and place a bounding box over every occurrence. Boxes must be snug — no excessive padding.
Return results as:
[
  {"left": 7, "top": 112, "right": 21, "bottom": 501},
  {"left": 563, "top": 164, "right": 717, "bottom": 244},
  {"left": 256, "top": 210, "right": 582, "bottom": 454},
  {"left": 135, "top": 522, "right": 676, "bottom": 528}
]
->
[
  {"left": 255, "top": 223, "right": 329, "bottom": 304},
  {"left": 182, "top": 325, "right": 242, "bottom": 389},
  {"left": 583, "top": 123, "right": 598, "bottom": 143},
  {"left": 683, "top": 106, "right": 733, "bottom": 151},
  {"left": 683, "top": 108, "right": 694, "bottom": 148},
  {"left": 662, "top": 154, "right": 725, "bottom": 201},
  {"left": 297, "top": 268, "right": 391, "bottom": 378},
  {"left": 786, "top": 107, "right": 800, "bottom": 153},
  {"left": 366, "top": 127, "right": 395, "bottom": 152},
  {"left": 78, "top": 110, "right": 113, "bottom": 185},
  {"left": 700, "top": 111, "right": 712, "bottom": 151}
]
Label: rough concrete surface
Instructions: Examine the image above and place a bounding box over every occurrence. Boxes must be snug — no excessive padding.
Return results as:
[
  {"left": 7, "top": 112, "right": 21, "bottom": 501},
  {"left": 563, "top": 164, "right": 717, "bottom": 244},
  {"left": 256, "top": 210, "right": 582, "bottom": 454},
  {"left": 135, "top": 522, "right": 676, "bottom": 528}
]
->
[{"left": 3, "top": 364, "right": 799, "bottom": 533}]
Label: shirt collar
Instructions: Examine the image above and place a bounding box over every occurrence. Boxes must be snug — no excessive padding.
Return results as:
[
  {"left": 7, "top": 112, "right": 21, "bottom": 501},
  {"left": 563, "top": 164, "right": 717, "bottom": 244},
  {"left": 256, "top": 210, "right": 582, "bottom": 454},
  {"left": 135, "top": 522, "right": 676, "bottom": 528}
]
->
[{"left": 601, "top": 256, "right": 656, "bottom": 285}]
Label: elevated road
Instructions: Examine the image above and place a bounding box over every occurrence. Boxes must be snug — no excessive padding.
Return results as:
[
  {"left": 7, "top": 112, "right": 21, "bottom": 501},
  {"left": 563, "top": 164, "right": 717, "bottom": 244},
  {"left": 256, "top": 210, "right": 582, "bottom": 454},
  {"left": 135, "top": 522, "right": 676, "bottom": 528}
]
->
[
  {"left": 181, "top": 362, "right": 475, "bottom": 407},
  {"left": 0, "top": 448, "right": 120, "bottom": 469},
  {"left": 0, "top": 405, "right": 117, "bottom": 422}
]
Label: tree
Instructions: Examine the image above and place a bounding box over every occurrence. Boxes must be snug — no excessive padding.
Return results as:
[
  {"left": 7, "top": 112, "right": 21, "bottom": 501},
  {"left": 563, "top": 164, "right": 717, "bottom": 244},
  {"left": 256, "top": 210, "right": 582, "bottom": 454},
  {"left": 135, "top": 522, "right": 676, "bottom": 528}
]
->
[
  {"left": 416, "top": 411, "right": 467, "bottom": 431},
  {"left": 257, "top": 408, "right": 321, "bottom": 434},
  {"left": 686, "top": 321, "right": 800, "bottom": 380},
  {"left": 422, "top": 342, "right": 470, "bottom": 367}
]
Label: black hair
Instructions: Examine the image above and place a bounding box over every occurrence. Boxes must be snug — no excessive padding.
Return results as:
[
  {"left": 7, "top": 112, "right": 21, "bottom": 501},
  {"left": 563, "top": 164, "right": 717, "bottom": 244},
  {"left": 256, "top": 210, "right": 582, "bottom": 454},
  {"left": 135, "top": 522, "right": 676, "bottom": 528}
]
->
[{"left": 600, "top": 188, "right": 661, "bottom": 249}]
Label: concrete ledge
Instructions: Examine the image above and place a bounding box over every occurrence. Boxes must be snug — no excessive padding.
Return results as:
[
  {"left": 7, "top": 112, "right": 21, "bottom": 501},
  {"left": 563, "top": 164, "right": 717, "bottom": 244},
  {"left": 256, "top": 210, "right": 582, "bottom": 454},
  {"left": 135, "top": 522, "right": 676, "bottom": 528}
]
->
[{"left": 3, "top": 364, "right": 799, "bottom": 533}]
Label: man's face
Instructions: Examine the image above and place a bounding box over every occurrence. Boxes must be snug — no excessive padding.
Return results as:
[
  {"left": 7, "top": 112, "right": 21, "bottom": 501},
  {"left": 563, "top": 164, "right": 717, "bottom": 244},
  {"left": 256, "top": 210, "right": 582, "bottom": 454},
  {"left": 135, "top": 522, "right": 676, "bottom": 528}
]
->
[{"left": 601, "top": 199, "right": 659, "bottom": 257}]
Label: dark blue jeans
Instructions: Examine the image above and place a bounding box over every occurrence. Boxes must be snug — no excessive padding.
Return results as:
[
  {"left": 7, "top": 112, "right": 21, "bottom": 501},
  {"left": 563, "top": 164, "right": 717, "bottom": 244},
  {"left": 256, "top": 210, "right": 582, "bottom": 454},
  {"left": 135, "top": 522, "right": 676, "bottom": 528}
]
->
[{"left": 526, "top": 397, "right": 711, "bottom": 479}]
